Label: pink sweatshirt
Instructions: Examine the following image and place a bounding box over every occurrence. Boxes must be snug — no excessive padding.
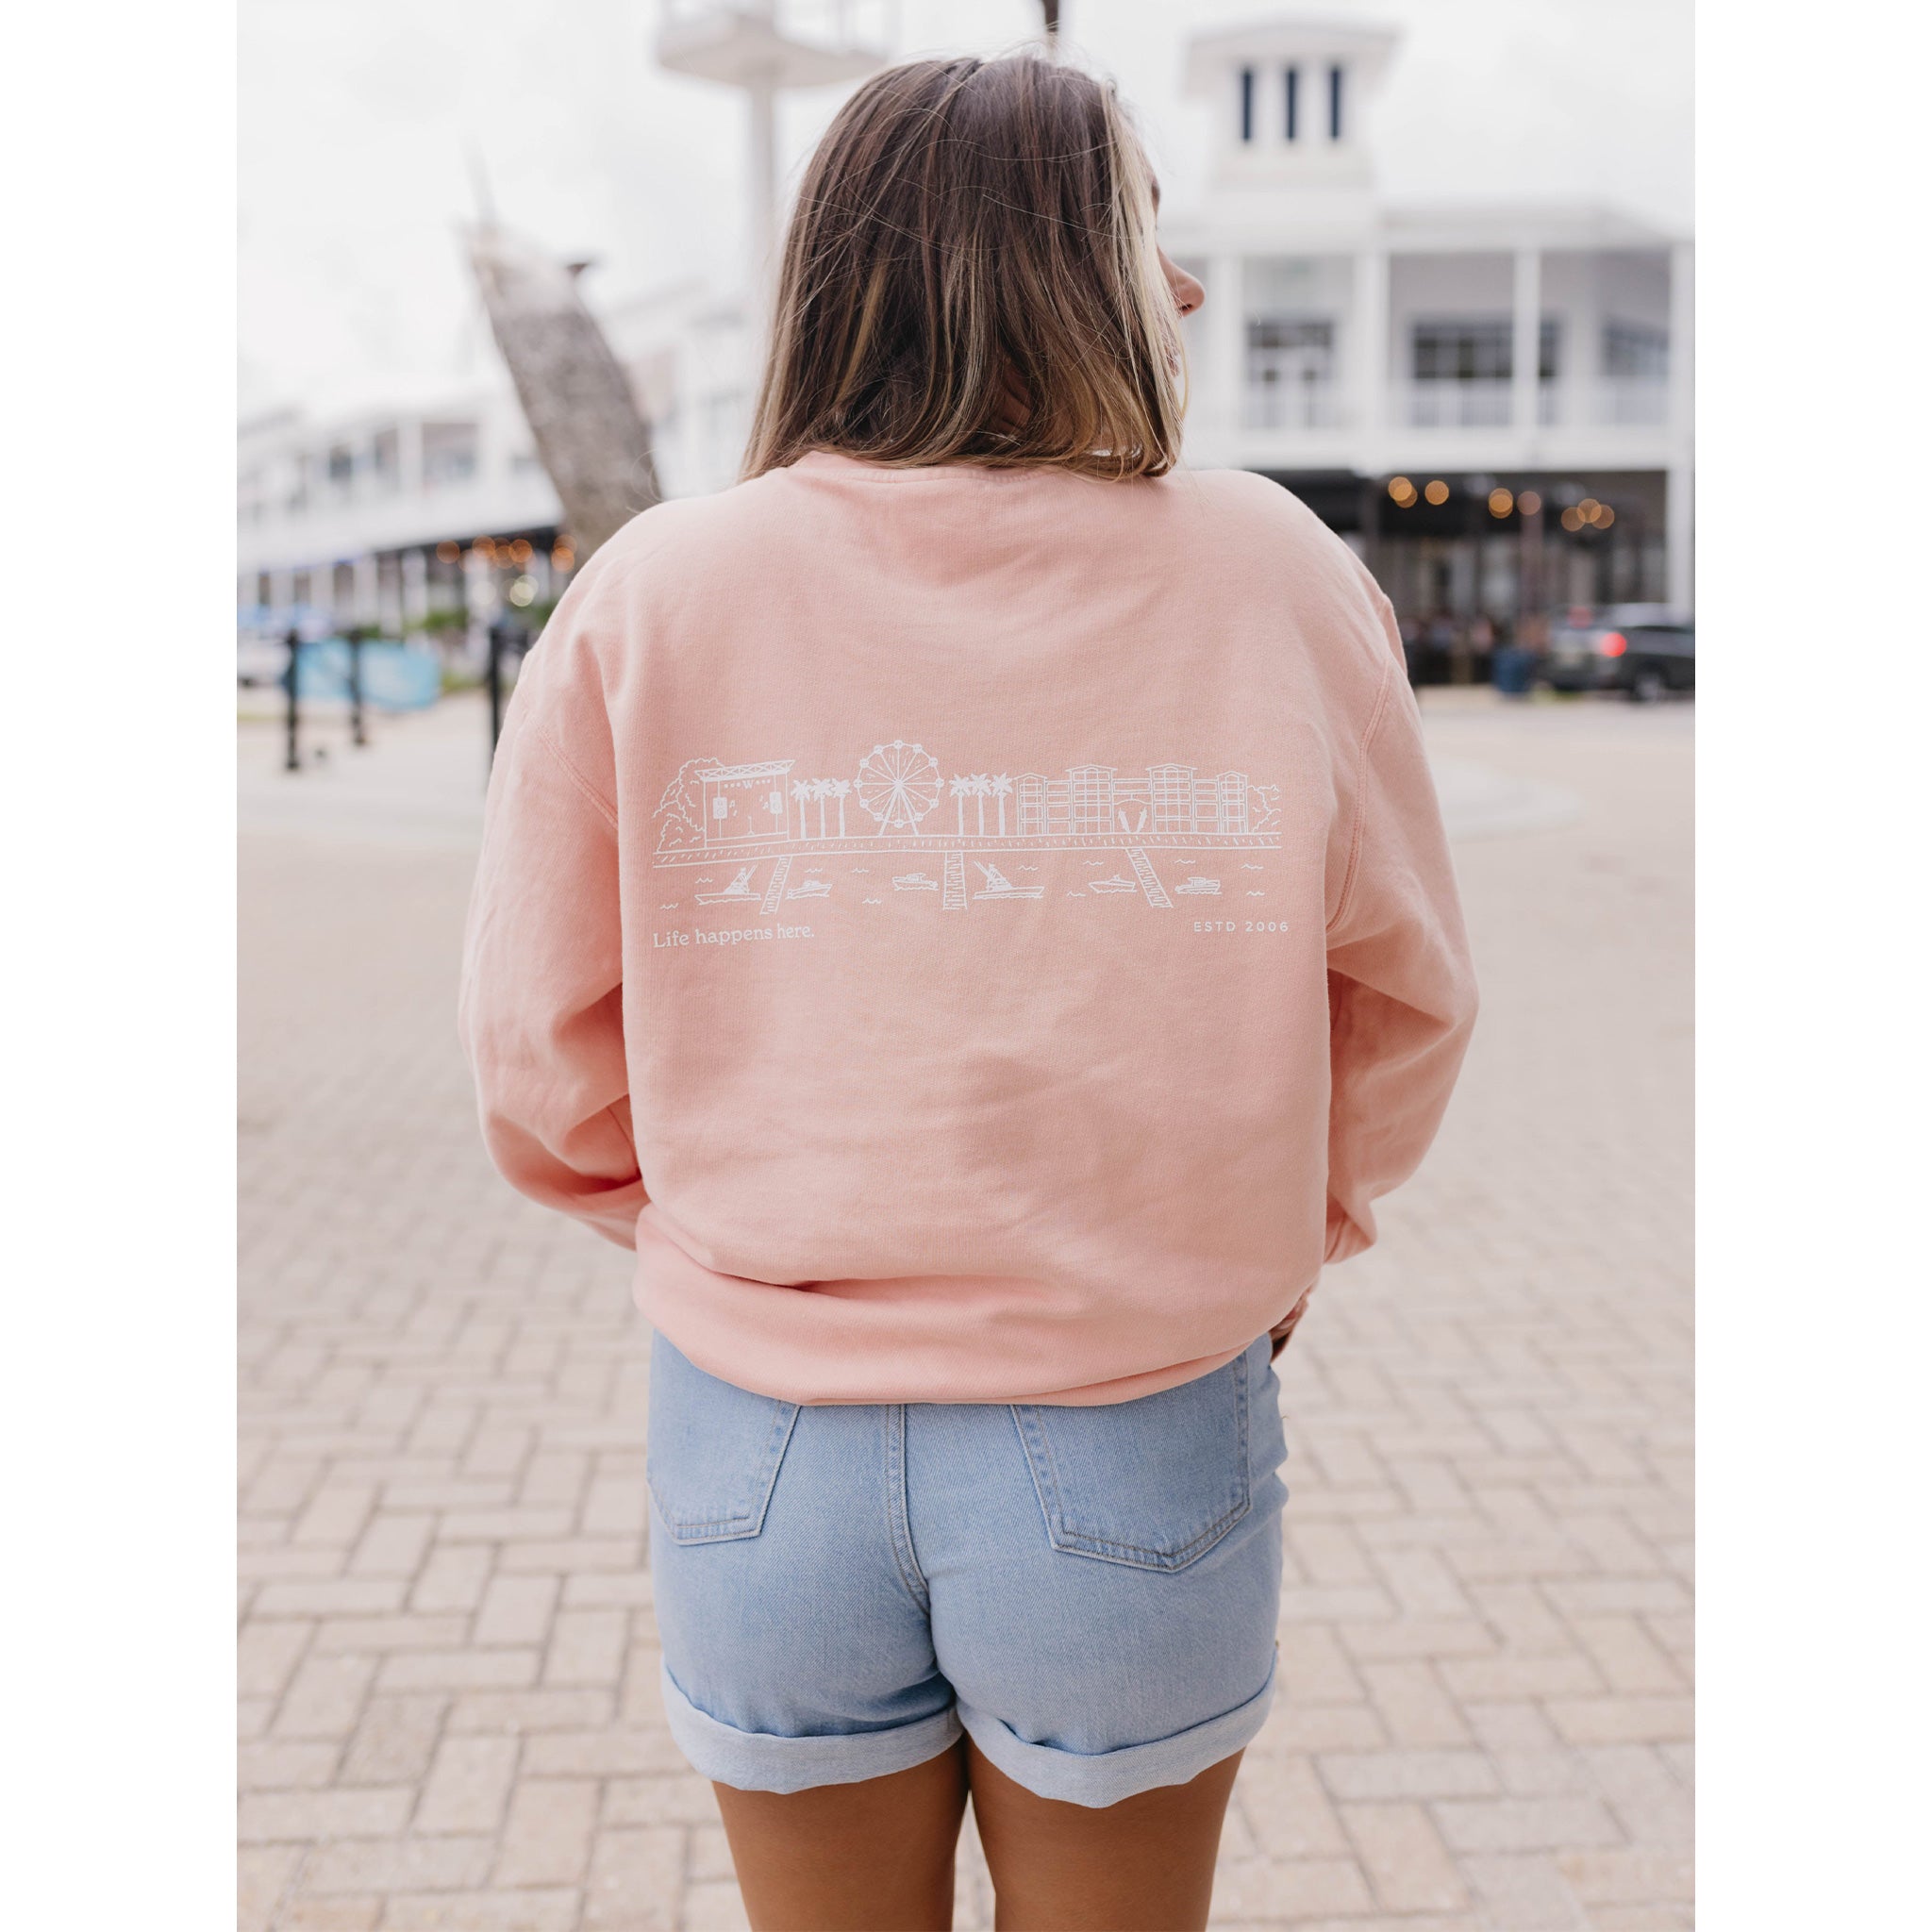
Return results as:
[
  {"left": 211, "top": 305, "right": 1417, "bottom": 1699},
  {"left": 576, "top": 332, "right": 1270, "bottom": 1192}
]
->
[{"left": 458, "top": 453, "right": 1476, "bottom": 1406}]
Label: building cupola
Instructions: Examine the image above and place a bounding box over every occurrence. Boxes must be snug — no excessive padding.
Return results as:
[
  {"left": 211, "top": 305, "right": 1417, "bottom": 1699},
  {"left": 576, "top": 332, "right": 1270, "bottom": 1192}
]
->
[{"left": 1183, "top": 15, "right": 1397, "bottom": 193}]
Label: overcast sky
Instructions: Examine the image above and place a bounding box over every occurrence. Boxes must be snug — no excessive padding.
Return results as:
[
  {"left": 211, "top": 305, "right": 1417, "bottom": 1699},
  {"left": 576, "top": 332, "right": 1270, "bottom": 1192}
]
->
[{"left": 240, "top": 0, "right": 1691, "bottom": 419}]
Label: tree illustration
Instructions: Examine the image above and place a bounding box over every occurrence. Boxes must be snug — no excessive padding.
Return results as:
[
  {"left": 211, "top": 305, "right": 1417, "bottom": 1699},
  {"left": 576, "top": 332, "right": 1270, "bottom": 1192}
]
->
[
  {"left": 991, "top": 774, "right": 1013, "bottom": 836},
  {"left": 790, "top": 777, "right": 814, "bottom": 840},
  {"left": 811, "top": 777, "right": 832, "bottom": 841},
  {"left": 652, "top": 756, "right": 724, "bottom": 853},
  {"left": 972, "top": 774, "right": 992, "bottom": 837},
  {"left": 950, "top": 773, "right": 973, "bottom": 836},
  {"left": 830, "top": 777, "right": 851, "bottom": 838},
  {"left": 1247, "top": 783, "right": 1283, "bottom": 836}
]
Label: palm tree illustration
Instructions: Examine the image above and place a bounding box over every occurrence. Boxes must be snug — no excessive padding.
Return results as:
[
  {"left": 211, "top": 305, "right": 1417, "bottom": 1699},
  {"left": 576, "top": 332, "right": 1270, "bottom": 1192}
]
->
[
  {"left": 791, "top": 778, "right": 813, "bottom": 840},
  {"left": 991, "top": 774, "right": 1013, "bottom": 837},
  {"left": 950, "top": 774, "right": 973, "bottom": 836},
  {"left": 830, "top": 778, "right": 851, "bottom": 838},
  {"left": 811, "top": 778, "right": 831, "bottom": 841},
  {"left": 972, "top": 775, "right": 992, "bottom": 837}
]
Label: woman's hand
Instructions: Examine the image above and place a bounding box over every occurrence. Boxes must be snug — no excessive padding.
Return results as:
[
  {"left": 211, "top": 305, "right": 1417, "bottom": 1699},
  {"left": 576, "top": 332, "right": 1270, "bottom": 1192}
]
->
[{"left": 1268, "top": 1288, "right": 1315, "bottom": 1361}]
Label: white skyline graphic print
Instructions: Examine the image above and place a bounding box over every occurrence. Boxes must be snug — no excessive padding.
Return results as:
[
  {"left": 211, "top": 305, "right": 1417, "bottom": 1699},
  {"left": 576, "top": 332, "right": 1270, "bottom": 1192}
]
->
[{"left": 653, "top": 740, "right": 1282, "bottom": 915}]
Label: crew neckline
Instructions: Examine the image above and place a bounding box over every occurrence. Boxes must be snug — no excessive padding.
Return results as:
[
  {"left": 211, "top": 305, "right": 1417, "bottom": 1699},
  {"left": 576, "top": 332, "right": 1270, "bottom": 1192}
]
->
[{"left": 791, "top": 450, "right": 1051, "bottom": 483}]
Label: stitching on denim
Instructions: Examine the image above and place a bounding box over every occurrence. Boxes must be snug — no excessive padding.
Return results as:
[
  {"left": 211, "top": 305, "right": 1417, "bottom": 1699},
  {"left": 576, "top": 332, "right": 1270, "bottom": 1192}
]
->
[
  {"left": 651, "top": 1398, "right": 798, "bottom": 1541},
  {"left": 1014, "top": 1361, "right": 1253, "bottom": 1569},
  {"left": 884, "top": 1406, "right": 931, "bottom": 1611}
]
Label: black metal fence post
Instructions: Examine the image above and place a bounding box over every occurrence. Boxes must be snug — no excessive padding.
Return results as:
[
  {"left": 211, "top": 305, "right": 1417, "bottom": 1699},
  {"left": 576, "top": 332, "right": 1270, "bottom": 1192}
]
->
[
  {"left": 283, "top": 627, "right": 302, "bottom": 773},
  {"left": 346, "top": 627, "right": 368, "bottom": 747}
]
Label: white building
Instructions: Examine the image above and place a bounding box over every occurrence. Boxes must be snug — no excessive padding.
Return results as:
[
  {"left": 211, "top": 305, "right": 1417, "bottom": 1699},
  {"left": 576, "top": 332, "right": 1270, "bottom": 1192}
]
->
[
  {"left": 238, "top": 11, "right": 1690, "bottom": 650},
  {"left": 1163, "top": 17, "right": 1691, "bottom": 633}
]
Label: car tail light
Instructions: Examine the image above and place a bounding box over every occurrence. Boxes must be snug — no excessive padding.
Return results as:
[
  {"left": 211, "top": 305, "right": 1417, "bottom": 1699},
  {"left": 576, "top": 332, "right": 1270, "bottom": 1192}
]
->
[{"left": 1598, "top": 631, "right": 1628, "bottom": 658}]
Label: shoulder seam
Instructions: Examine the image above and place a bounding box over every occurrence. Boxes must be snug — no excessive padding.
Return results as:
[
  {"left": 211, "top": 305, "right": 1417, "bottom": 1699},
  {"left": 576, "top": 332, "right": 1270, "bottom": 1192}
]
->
[
  {"left": 1325, "top": 657, "right": 1396, "bottom": 940},
  {"left": 528, "top": 715, "right": 621, "bottom": 833}
]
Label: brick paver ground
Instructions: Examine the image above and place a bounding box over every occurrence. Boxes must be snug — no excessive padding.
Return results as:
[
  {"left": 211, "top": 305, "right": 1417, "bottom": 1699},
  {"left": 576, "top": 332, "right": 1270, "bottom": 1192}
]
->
[{"left": 240, "top": 690, "right": 1691, "bottom": 1931}]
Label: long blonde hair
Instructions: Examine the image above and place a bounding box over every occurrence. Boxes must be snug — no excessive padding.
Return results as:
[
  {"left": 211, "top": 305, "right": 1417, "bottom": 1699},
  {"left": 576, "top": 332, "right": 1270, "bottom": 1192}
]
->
[{"left": 741, "top": 52, "right": 1186, "bottom": 483}]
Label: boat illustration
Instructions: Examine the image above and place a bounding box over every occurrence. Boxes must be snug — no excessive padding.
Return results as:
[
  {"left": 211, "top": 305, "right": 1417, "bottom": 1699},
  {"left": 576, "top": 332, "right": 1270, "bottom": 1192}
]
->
[
  {"left": 1087, "top": 874, "right": 1140, "bottom": 894},
  {"left": 694, "top": 865, "right": 758, "bottom": 905},
  {"left": 973, "top": 862, "right": 1043, "bottom": 901},
  {"left": 1174, "top": 875, "right": 1222, "bottom": 896},
  {"left": 893, "top": 872, "right": 940, "bottom": 891},
  {"left": 787, "top": 879, "right": 832, "bottom": 900}
]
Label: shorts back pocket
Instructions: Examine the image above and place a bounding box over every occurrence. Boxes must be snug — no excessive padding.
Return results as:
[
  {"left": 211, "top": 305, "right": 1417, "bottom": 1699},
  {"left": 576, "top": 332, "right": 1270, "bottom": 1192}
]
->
[
  {"left": 647, "top": 1334, "right": 801, "bottom": 1545},
  {"left": 1010, "top": 1352, "right": 1252, "bottom": 1572}
]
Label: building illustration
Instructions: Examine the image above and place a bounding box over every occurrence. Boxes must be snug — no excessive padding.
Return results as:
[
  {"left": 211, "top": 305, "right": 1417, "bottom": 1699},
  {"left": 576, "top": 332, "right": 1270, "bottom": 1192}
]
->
[
  {"left": 1013, "top": 764, "right": 1252, "bottom": 839},
  {"left": 698, "top": 759, "right": 793, "bottom": 845}
]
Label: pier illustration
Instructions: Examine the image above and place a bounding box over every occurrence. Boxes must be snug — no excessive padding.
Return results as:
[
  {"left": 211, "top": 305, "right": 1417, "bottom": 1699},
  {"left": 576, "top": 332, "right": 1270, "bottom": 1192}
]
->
[{"left": 653, "top": 740, "right": 1281, "bottom": 914}]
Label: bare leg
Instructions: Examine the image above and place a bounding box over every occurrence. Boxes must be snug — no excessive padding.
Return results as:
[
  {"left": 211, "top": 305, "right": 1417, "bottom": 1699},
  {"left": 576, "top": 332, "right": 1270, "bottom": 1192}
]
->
[
  {"left": 967, "top": 1737, "right": 1245, "bottom": 1932},
  {"left": 711, "top": 1737, "right": 970, "bottom": 1931}
]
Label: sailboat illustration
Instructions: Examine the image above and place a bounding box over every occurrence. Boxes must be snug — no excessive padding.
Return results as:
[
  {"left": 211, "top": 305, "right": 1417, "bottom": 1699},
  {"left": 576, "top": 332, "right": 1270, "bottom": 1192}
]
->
[
  {"left": 1087, "top": 874, "right": 1139, "bottom": 894},
  {"left": 695, "top": 865, "right": 759, "bottom": 905},
  {"left": 1174, "top": 875, "right": 1222, "bottom": 896},
  {"left": 972, "top": 862, "right": 1043, "bottom": 901},
  {"left": 893, "top": 872, "right": 941, "bottom": 891}
]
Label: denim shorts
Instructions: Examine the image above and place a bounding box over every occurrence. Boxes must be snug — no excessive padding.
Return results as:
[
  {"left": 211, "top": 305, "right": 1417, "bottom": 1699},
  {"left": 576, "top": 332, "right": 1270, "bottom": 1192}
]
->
[{"left": 645, "top": 1329, "right": 1290, "bottom": 1809}]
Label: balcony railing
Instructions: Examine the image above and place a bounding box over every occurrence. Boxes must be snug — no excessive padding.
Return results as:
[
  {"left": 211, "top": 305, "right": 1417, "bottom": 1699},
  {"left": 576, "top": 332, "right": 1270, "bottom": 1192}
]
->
[
  {"left": 1242, "top": 382, "right": 1345, "bottom": 431},
  {"left": 1397, "top": 377, "right": 1667, "bottom": 430},
  {"left": 1591, "top": 378, "right": 1668, "bottom": 426},
  {"left": 1402, "top": 378, "right": 1516, "bottom": 428}
]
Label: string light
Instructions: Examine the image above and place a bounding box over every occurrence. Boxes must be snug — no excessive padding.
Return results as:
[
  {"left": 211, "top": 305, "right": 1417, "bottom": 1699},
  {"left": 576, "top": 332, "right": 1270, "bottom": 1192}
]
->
[
  {"left": 1388, "top": 475, "right": 1417, "bottom": 507},
  {"left": 1424, "top": 479, "right": 1450, "bottom": 506},
  {"left": 1560, "top": 507, "right": 1584, "bottom": 532},
  {"left": 435, "top": 540, "right": 460, "bottom": 562},
  {"left": 1596, "top": 505, "right": 1615, "bottom": 527},
  {"left": 508, "top": 538, "right": 533, "bottom": 563},
  {"left": 1518, "top": 490, "right": 1542, "bottom": 516},
  {"left": 1488, "top": 488, "right": 1514, "bottom": 518},
  {"left": 508, "top": 575, "right": 538, "bottom": 607}
]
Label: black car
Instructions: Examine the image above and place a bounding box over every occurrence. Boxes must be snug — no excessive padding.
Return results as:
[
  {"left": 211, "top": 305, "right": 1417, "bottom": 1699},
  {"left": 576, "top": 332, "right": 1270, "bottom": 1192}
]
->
[{"left": 1542, "top": 606, "right": 1694, "bottom": 702}]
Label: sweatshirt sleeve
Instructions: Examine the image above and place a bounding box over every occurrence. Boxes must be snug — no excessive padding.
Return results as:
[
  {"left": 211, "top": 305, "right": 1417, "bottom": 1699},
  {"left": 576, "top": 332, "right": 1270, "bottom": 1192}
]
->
[
  {"left": 1323, "top": 647, "right": 1478, "bottom": 1268},
  {"left": 457, "top": 674, "right": 645, "bottom": 1251}
]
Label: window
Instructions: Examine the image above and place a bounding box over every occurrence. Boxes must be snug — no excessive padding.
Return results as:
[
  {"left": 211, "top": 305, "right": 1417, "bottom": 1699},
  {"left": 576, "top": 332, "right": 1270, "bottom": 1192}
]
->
[
  {"left": 326, "top": 443, "right": 354, "bottom": 491},
  {"left": 371, "top": 426, "right": 400, "bottom": 490},
  {"left": 1328, "top": 63, "right": 1345, "bottom": 140},
  {"left": 1247, "top": 318, "right": 1336, "bottom": 427},
  {"left": 1604, "top": 320, "right": 1669, "bottom": 381},
  {"left": 422, "top": 422, "right": 478, "bottom": 486},
  {"left": 1239, "top": 65, "right": 1255, "bottom": 142},
  {"left": 1410, "top": 319, "right": 1561, "bottom": 382},
  {"left": 1413, "top": 321, "right": 1511, "bottom": 382},
  {"left": 1284, "top": 65, "right": 1299, "bottom": 142}
]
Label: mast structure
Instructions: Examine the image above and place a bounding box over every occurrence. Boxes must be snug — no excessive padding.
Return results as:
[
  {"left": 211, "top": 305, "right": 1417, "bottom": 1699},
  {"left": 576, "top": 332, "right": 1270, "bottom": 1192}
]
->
[{"left": 466, "top": 223, "right": 661, "bottom": 563}]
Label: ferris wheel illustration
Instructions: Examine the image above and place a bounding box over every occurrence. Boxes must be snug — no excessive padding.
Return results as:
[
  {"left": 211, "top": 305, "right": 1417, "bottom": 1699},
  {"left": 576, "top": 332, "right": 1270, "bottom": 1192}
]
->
[{"left": 854, "top": 741, "right": 943, "bottom": 834}]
